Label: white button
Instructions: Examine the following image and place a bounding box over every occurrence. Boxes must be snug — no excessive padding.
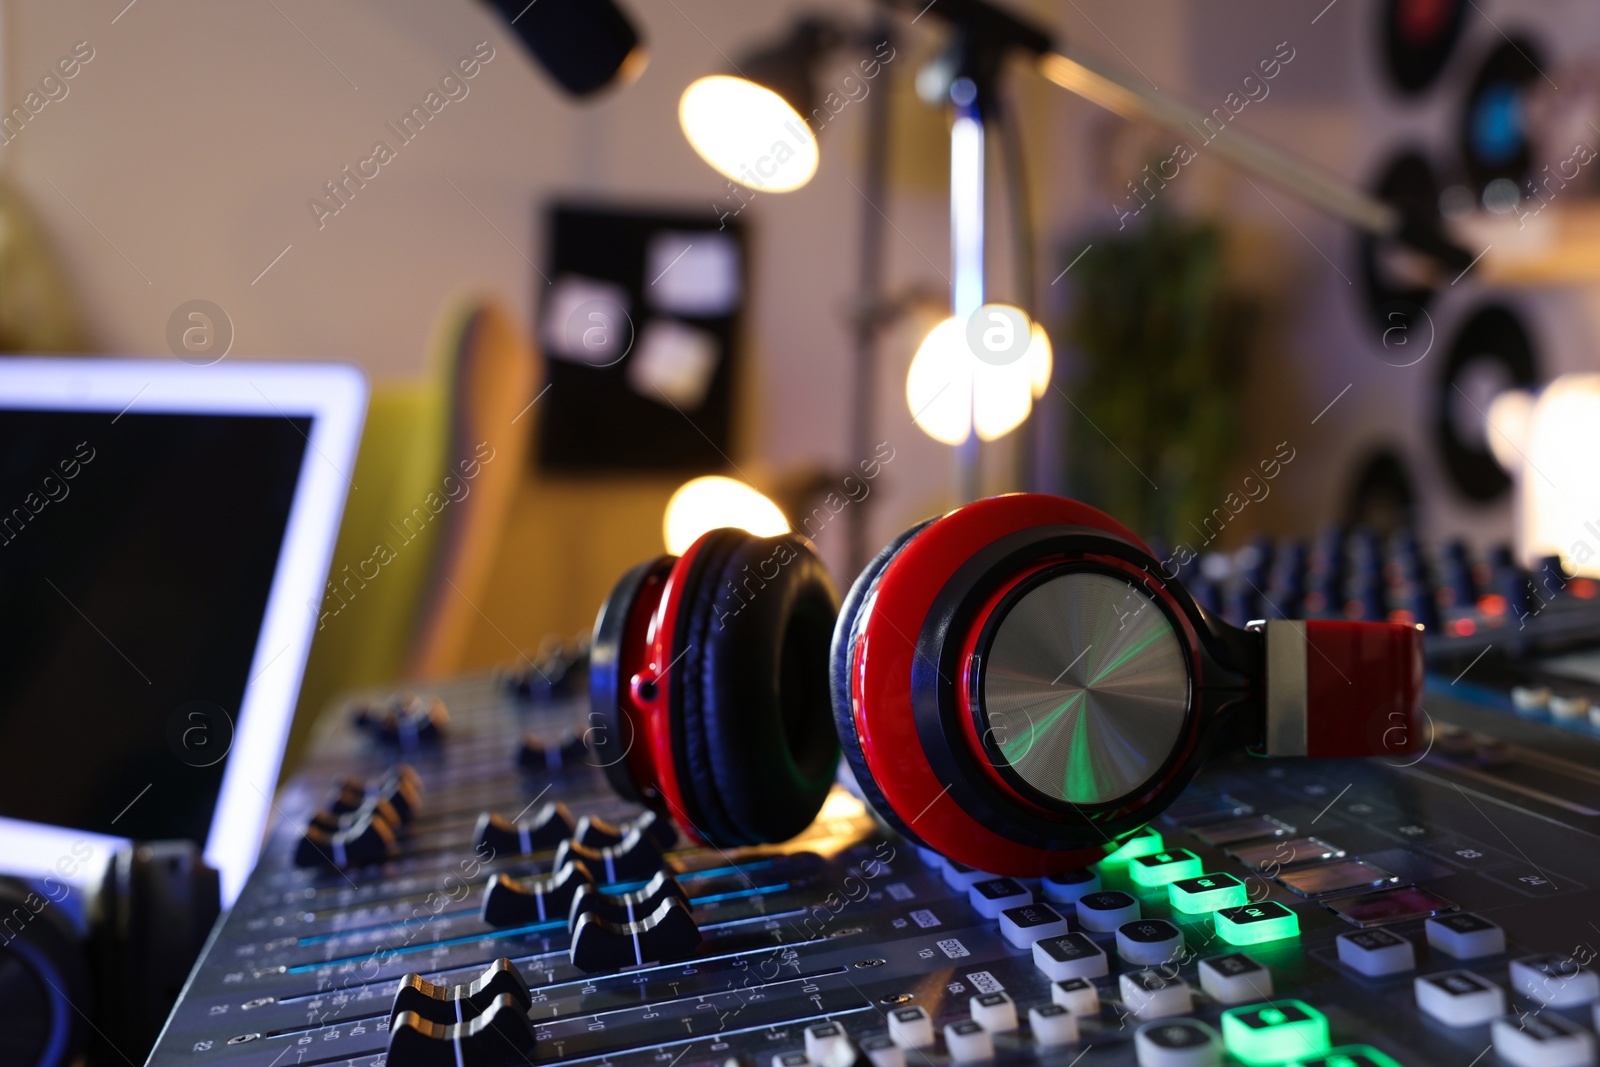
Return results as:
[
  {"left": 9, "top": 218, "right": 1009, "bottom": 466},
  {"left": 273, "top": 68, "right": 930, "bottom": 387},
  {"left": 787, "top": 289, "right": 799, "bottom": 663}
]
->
[
  {"left": 1512, "top": 685, "right": 1551, "bottom": 712},
  {"left": 969, "top": 877, "right": 1032, "bottom": 919},
  {"left": 1134, "top": 1019, "right": 1222, "bottom": 1067},
  {"left": 970, "top": 991, "right": 1018, "bottom": 1032},
  {"left": 1118, "top": 919, "right": 1184, "bottom": 966},
  {"left": 944, "top": 1019, "right": 994, "bottom": 1062},
  {"left": 1492, "top": 1012, "right": 1596, "bottom": 1067},
  {"left": 888, "top": 1006, "right": 934, "bottom": 1048},
  {"left": 1336, "top": 929, "right": 1416, "bottom": 976},
  {"left": 1197, "top": 953, "right": 1271, "bottom": 1006},
  {"left": 1551, "top": 694, "right": 1591, "bottom": 720},
  {"left": 1426, "top": 913, "right": 1506, "bottom": 959},
  {"left": 1029, "top": 1004, "right": 1080, "bottom": 1047},
  {"left": 773, "top": 1053, "right": 811, "bottom": 1067},
  {"left": 1512, "top": 954, "right": 1600, "bottom": 1007},
  {"left": 1415, "top": 971, "right": 1506, "bottom": 1027},
  {"left": 1043, "top": 868, "right": 1102, "bottom": 905},
  {"left": 1001, "top": 902, "right": 1069, "bottom": 949},
  {"left": 1052, "top": 977, "right": 1100, "bottom": 1015},
  {"left": 1077, "top": 890, "right": 1140, "bottom": 932},
  {"left": 916, "top": 846, "right": 943, "bottom": 867},
  {"left": 1120, "top": 970, "right": 1193, "bottom": 1018},
  {"left": 805, "top": 1022, "right": 850, "bottom": 1065},
  {"left": 942, "top": 861, "right": 993, "bottom": 892},
  {"left": 1034, "top": 933, "right": 1108, "bottom": 981},
  {"left": 860, "top": 1036, "right": 904, "bottom": 1067}
]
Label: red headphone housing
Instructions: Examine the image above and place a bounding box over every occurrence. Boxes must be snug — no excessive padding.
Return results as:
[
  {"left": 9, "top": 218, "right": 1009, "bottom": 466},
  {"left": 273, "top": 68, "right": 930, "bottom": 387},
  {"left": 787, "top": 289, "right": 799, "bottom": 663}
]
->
[
  {"left": 589, "top": 529, "right": 840, "bottom": 848},
  {"left": 831, "top": 494, "right": 1423, "bottom": 876}
]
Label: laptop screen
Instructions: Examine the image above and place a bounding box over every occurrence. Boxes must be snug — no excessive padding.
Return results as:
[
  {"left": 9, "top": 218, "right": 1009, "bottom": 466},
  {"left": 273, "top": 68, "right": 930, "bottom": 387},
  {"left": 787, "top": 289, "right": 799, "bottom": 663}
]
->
[
  {"left": 0, "top": 410, "right": 310, "bottom": 843},
  {"left": 0, "top": 359, "right": 366, "bottom": 903}
]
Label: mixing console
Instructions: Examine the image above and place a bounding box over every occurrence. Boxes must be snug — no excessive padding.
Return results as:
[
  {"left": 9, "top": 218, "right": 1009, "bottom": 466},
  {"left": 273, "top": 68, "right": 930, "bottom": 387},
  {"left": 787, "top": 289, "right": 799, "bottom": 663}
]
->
[{"left": 147, "top": 656, "right": 1600, "bottom": 1067}]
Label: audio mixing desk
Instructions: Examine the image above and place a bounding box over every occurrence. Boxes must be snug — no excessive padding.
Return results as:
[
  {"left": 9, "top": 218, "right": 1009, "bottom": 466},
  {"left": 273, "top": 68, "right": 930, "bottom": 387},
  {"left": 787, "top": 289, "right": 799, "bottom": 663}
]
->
[{"left": 147, "top": 664, "right": 1600, "bottom": 1067}]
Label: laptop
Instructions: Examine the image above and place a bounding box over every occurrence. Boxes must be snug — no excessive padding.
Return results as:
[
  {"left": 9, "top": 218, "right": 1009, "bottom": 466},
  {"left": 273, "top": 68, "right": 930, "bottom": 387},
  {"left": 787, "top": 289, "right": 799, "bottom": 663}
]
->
[{"left": 0, "top": 358, "right": 366, "bottom": 904}]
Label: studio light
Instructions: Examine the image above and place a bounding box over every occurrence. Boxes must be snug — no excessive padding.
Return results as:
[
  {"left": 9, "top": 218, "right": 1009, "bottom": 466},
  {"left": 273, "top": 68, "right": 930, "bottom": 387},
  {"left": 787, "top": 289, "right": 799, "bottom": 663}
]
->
[
  {"left": 679, "top": 76, "right": 819, "bottom": 193},
  {"left": 663, "top": 475, "right": 789, "bottom": 554},
  {"left": 906, "top": 310, "right": 1037, "bottom": 445},
  {"left": 478, "top": 0, "right": 646, "bottom": 97},
  {"left": 678, "top": 18, "right": 844, "bottom": 193}
]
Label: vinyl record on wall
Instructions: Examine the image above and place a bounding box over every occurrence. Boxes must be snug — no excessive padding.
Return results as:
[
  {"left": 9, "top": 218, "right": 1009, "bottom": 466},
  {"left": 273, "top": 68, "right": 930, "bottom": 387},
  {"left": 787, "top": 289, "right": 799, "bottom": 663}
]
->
[
  {"left": 1433, "top": 303, "right": 1539, "bottom": 502},
  {"left": 1381, "top": 0, "right": 1465, "bottom": 96},
  {"left": 1459, "top": 38, "right": 1546, "bottom": 195},
  {"left": 1359, "top": 150, "right": 1440, "bottom": 337}
]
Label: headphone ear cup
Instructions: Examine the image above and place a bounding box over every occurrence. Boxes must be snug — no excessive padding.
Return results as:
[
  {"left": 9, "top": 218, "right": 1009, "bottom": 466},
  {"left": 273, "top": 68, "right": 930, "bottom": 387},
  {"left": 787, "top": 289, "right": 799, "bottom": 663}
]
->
[
  {"left": 671, "top": 529, "right": 750, "bottom": 845},
  {"left": 675, "top": 529, "right": 842, "bottom": 846},
  {"left": 829, "top": 517, "right": 938, "bottom": 847},
  {"left": 589, "top": 557, "right": 673, "bottom": 805}
]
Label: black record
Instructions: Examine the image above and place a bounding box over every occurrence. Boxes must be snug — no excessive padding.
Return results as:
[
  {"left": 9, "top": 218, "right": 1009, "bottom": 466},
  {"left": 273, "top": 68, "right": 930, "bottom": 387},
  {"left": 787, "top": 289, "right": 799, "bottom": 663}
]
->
[
  {"left": 1432, "top": 304, "right": 1539, "bottom": 502},
  {"left": 1458, "top": 38, "right": 1546, "bottom": 194},
  {"left": 1381, "top": 0, "right": 1465, "bottom": 96},
  {"left": 1359, "top": 151, "right": 1440, "bottom": 338}
]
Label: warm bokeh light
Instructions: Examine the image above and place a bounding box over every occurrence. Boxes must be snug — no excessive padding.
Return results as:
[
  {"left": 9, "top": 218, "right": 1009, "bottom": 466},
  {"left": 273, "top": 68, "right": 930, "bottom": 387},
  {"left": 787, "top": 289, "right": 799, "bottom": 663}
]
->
[
  {"left": 1493, "top": 376, "right": 1600, "bottom": 576},
  {"left": 906, "top": 314, "right": 1037, "bottom": 445},
  {"left": 906, "top": 317, "right": 975, "bottom": 445},
  {"left": 1027, "top": 321, "right": 1053, "bottom": 399},
  {"left": 679, "top": 75, "right": 819, "bottom": 193},
  {"left": 663, "top": 475, "right": 789, "bottom": 554}
]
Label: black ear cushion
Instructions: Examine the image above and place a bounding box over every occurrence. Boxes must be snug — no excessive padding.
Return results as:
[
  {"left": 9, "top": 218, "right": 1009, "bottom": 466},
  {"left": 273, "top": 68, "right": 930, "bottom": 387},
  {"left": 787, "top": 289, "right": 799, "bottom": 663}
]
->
[
  {"left": 674, "top": 529, "right": 842, "bottom": 846},
  {"left": 829, "top": 517, "right": 938, "bottom": 848},
  {"left": 589, "top": 556, "right": 673, "bottom": 805},
  {"left": 672, "top": 528, "right": 749, "bottom": 845}
]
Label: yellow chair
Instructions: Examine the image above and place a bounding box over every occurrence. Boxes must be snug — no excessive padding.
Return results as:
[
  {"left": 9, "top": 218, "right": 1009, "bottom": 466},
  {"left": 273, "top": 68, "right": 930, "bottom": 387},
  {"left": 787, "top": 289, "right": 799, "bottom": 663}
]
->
[{"left": 289, "top": 296, "right": 535, "bottom": 771}]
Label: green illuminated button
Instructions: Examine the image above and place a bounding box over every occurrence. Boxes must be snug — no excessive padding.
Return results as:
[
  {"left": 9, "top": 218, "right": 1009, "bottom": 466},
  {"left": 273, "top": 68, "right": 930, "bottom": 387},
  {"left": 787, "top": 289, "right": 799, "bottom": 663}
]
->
[
  {"left": 1103, "top": 827, "right": 1165, "bottom": 865},
  {"left": 1215, "top": 901, "right": 1299, "bottom": 945},
  {"left": 1221, "top": 1000, "right": 1329, "bottom": 1065},
  {"left": 1287, "top": 1047, "right": 1403, "bottom": 1067},
  {"left": 1130, "top": 848, "right": 1204, "bottom": 888},
  {"left": 1169, "top": 872, "right": 1248, "bottom": 914}
]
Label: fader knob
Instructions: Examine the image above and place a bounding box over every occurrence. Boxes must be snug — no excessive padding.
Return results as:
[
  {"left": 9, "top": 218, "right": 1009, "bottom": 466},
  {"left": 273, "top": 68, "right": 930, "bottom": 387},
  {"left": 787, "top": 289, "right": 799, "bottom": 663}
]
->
[
  {"left": 518, "top": 733, "right": 588, "bottom": 771},
  {"left": 372, "top": 765, "right": 422, "bottom": 826},
  {"left": 329, "top": 777, "right": 367, "bottom": 814},
  {"left": 295, "top": 813, "right": 397, "bottom": 869},
  {"left": 352, "top": 693, "right": 449, "bottom": 749},
  {"left": 573, "top": 809, "right": 676, "bottom": 850},
  {"left": 387, "top": 993, "right": 536, "bottom": 1066},
  {"left": 389, "top": 959, "right": 531, "bottom": 1026},
  {"left": 554, "top": 828, "right": 663, "bottom": 883},
  {"left": 480, "top": 861, "right": 594, "bottom": 926},
  {"left": 473, "top": 803, "right": 574, "bottom": 856},
  {"left": 569, "top": 896, "right": 701, "bottom": 972},
  {"left": 568, "top": 870, "right": 689, "bottom": 928}
]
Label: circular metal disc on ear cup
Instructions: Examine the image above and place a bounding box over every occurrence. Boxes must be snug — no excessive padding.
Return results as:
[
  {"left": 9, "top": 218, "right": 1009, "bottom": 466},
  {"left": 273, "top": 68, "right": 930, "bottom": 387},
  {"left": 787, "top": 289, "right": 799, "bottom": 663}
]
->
[{"left": 978, "top": 572, "right": 1190, "bottom": 808}]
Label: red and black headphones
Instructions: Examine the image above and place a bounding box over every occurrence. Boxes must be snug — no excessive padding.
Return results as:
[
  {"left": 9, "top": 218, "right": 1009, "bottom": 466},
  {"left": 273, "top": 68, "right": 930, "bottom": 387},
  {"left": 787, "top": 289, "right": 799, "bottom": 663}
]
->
[{"left": 589, "top": 494, "right": 1423, "bottom": 875}]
